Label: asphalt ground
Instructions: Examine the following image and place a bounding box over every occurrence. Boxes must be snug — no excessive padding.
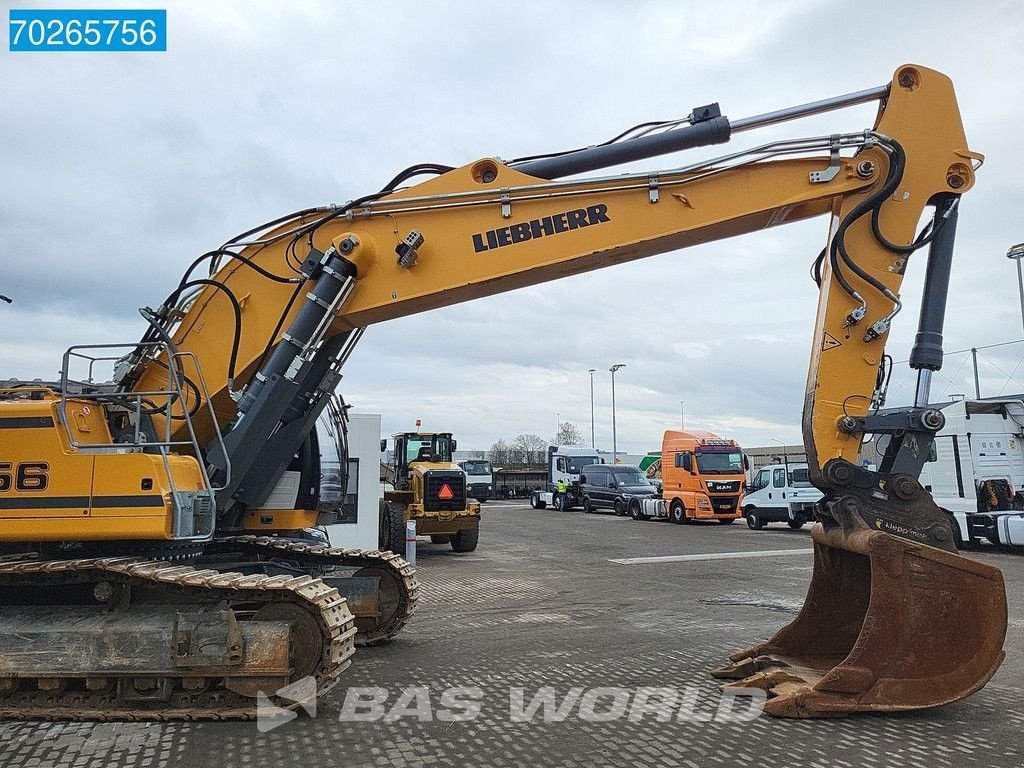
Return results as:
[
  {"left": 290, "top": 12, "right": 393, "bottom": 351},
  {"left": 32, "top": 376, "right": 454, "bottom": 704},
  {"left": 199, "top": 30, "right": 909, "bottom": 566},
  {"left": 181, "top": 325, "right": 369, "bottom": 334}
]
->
[{"left": 1, "top": 501, "right": 1021, "bottom": 768}]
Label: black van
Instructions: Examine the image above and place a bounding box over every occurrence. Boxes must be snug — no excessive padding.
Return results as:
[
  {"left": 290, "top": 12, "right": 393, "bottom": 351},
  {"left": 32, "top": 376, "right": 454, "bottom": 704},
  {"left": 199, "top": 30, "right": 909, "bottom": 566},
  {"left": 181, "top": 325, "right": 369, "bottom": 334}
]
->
[{"left": 580, "top": 464, "right": 659, "bottom": 516}]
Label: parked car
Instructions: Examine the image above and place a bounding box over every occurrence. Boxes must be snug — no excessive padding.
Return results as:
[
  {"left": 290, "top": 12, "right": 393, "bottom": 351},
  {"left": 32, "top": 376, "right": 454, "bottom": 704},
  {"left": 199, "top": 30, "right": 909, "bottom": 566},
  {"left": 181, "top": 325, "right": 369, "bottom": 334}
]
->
[
  {"left": 742, "top": 462, "right": 822, "bottom": 530},
  {"left": 580, "top": 464, "right": 659, "bottom": 517}
]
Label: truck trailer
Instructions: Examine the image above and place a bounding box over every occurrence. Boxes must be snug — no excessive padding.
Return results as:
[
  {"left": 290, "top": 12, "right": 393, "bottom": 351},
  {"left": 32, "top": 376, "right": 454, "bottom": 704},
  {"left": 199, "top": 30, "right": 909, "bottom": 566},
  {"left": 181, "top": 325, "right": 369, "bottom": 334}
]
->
[{"left": 912, "top": 397, "right": 1024, "bottom": 547}]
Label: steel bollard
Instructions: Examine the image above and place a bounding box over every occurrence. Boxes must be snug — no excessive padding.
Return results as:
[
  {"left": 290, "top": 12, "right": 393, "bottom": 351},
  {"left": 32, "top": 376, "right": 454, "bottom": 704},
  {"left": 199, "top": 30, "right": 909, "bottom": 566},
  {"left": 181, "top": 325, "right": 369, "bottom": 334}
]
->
[{"left": 405, "top": 519, "right": 417, "bottom": 565}]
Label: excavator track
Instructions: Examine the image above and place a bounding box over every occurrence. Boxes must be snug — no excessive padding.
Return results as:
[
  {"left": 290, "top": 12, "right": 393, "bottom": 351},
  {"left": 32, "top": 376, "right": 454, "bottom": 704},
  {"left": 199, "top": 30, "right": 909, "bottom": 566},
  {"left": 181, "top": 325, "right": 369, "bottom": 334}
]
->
[
  {"left": 212, "top": 536, "right": 419, "bottom": 646},
  {"left": 0, "top": 555, "right": 357, "bottom": 721}
]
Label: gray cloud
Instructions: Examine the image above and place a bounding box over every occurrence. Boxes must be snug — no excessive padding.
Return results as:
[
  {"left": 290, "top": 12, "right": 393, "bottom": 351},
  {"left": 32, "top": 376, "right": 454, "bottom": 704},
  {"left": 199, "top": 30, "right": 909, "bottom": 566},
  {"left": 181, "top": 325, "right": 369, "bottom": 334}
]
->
[{"left": 2, "top": 0, "right": 1023, "bottom": 456}]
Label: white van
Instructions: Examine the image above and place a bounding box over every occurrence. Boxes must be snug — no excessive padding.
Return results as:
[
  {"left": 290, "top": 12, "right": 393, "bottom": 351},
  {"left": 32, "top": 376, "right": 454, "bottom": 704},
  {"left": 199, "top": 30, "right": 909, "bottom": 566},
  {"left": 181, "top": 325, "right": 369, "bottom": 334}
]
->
[{"left": 742, "top": 462, "right": 822, "bottom": 530}]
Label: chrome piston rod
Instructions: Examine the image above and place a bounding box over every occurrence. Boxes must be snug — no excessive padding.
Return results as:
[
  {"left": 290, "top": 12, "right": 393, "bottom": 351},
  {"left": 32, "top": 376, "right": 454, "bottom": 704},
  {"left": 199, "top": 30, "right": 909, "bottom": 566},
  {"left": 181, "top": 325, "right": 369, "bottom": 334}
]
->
[{"left": 731, "top": 84, "right": 890, "bottom": 133}]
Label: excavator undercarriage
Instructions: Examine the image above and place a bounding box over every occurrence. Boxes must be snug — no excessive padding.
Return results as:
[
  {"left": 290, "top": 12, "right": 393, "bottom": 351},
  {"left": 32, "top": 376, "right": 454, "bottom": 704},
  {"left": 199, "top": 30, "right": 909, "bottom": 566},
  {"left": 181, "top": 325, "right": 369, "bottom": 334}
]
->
[{"left": 0, "top": 536, "right": 416, "bottom": 720}]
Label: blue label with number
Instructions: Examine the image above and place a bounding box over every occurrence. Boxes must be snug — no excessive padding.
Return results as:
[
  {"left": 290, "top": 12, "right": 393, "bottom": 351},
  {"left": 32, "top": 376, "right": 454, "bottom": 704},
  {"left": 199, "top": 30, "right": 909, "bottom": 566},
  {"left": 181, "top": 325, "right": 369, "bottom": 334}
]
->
[{"left": 9, "top": 9, "right": 166, "bottom": 52}]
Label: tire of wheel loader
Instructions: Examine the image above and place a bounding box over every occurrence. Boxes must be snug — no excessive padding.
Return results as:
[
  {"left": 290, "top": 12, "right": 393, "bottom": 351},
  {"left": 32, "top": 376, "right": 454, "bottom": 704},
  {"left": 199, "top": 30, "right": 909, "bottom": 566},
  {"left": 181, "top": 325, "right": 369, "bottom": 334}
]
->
[
  {"left": 450, "top": 524, "right": 479, "bottom": 552},
  {"left": 379, "top": 503, "right": 407, "bottom": 555},
  {"left": 430, "top": 535, "right": 451, "bottom": 544}
]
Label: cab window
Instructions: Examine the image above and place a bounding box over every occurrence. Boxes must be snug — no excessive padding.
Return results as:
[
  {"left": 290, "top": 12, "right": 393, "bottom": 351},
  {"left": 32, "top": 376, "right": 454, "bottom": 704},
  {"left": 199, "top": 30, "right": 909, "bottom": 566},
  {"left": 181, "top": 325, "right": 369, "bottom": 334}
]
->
[
  {"left": 753, "top": 469, "right": 769, "bottom": 491},
  {"left": 773, "top": 468, "right": 786, "bottom": 488}
]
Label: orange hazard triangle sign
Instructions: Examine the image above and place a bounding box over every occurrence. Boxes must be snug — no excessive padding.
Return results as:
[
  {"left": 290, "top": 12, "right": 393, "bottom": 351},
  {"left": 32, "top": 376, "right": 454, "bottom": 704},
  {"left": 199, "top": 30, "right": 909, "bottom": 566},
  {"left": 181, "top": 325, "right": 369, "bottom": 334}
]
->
[{"left": 438, "top": 484, "right": 454, "bottom": 500}]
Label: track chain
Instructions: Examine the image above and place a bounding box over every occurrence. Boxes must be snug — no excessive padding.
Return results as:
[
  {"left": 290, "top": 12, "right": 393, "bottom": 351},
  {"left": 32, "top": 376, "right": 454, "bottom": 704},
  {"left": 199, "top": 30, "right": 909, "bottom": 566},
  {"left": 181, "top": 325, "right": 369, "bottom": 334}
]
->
[
  {"left": 212, "top": 536, "right": 419, "bottom": 646},
  {"left": 0, "top": 555, "right": 357, "bottom": 720}
]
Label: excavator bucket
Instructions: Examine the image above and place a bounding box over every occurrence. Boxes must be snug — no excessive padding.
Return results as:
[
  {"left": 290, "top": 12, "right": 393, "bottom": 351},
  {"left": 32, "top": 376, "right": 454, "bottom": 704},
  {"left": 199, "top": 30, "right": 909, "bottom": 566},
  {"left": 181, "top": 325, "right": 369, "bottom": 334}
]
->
[{"left": 713, "top": 519, "right": 1007, "bottom": 717}]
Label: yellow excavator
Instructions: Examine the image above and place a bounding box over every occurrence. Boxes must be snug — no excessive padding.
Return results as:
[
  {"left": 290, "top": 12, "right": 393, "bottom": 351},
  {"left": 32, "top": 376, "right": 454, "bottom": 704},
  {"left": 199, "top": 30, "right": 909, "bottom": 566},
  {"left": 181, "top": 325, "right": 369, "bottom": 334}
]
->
[{"left": 0, "top": 64, "right": 1007, "bottom": 719}]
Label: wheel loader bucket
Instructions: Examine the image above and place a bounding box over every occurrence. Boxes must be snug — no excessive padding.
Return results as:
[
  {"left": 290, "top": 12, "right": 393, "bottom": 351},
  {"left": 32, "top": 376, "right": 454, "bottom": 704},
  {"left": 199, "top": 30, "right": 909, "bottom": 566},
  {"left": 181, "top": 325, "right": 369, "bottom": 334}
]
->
[{"left": 712, "top": 524, "right": 1007, "bottom": 717}]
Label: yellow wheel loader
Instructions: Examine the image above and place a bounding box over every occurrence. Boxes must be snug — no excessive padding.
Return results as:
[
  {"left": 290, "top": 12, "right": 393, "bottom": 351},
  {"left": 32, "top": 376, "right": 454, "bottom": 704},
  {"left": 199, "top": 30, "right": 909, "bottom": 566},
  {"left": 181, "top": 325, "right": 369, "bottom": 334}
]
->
[{"left": 380, "top": 432, "right": 481, "bottom": 554}]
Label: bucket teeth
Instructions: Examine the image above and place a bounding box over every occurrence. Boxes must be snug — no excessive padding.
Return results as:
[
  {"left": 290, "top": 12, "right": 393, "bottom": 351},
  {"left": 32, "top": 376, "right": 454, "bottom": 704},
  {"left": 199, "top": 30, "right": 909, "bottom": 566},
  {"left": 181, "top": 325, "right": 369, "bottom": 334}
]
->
[
  {"left": 710, "top": 655, "right": 789, "bottom": 680},
  {"left": 721, "top": 668, "right": 806, "bottom": 695}
]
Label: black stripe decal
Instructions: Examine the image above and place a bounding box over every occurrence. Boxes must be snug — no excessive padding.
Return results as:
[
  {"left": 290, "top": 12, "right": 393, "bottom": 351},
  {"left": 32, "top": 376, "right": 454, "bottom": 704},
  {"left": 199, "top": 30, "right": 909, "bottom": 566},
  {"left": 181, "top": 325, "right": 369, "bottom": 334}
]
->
[
  {"left": 0, "top": 495, "right": 165, "bottom": 510},
  {"left": 0, "top": 416, "right": 55, "bottom": 429},
  {"left": 91, "top": 495, "right": 165, "bottom": 508},
  {"left": 0, "top": 496, "right": 89, "bottom": 509}
]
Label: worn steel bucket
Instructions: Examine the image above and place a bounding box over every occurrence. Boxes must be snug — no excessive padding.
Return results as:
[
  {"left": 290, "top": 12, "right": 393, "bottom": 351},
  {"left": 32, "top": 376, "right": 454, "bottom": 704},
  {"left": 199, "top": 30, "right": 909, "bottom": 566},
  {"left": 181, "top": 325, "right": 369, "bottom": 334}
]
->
[{"left": 713, "top": 495, "right": 1007, "bottom": 717}]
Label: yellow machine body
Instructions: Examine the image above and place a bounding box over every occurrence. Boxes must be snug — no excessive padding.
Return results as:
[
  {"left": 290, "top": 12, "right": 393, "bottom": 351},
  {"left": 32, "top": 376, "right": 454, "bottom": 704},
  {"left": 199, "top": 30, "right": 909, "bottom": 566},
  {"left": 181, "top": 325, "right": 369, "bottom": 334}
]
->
[
  {"left": 389, "top": 460, "right": 481, "bottom": 535},
  {"left": 0, "top": 393, "right": 205, "bottom": 542},
  {"left": 379, "top": 432, "right": 481, "bottom": 553}
]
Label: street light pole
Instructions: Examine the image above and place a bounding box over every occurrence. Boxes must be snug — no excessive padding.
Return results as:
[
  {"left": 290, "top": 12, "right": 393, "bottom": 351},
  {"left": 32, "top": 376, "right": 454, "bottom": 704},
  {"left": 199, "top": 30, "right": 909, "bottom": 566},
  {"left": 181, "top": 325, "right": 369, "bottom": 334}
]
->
[
  {"left": 588, "top": 369, "right": 597, "bottom": 449},
  {"left": 771, "top": 438, "right": 788, "bottom": 470},
  {"left": 609, "top": 364, "right": 625, "bottom": 464},
  {"left": 555, "top": 411, "right": 560, "bottom": 442},
  {"left": 680, "top": 400, "right": 685, "bottom": 430},
  {"left": 1007, "top": 243, "right": 1024, "bottom": 334}
]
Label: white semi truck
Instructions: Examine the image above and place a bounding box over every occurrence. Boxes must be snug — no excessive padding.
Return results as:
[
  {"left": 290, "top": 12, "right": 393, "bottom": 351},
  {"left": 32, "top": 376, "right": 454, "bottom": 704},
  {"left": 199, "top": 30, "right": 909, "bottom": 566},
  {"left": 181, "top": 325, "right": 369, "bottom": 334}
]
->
[
  {"left": 529, "top": 445, "right": 602, "bottom": 510},
  {"left": 914, "top": 397, "right": 1024, "bottom": 547},
  {"left": 458, "top": 458, "right": 494, "bottom": 502}
]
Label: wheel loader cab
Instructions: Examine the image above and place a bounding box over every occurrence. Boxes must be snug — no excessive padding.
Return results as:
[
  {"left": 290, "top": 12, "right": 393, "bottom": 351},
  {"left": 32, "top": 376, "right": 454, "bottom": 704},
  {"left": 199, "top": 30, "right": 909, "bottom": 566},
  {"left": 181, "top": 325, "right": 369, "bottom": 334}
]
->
[{"left": 391, "top": 432, "right": 455, "bottom": 489}]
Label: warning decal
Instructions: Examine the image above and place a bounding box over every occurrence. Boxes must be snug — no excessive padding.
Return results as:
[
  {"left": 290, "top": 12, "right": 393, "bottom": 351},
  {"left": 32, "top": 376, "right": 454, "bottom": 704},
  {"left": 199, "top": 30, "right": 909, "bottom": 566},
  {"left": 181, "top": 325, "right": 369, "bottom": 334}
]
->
[
  {"left": 438, "top": 484, "right": 454, "bottom": 500},
  {"left": 822, "top": 332, "right": 843, "bottom": 351}
]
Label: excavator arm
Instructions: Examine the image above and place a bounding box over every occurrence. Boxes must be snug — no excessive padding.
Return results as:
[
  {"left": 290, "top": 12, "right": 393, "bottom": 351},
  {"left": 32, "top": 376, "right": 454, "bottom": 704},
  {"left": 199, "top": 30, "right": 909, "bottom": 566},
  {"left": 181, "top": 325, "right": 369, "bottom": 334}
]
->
[{"left": 127, "top": 64, "right": 1006, "bottom": 717}]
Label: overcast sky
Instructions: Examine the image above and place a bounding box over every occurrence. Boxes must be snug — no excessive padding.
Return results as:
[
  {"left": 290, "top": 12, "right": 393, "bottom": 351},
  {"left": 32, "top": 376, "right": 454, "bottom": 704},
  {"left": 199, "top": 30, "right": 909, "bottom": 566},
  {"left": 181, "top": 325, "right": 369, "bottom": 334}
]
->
[{"left": 2, "top": 0, "right": 1024, "bottom": 455}]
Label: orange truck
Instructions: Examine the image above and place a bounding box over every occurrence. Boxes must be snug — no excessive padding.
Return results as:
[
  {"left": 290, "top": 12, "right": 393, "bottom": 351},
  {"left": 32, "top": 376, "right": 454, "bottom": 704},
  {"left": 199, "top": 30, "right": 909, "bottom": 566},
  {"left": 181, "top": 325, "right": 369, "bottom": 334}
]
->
[{"left": 637, "top": 430, "right": 746, "bottom": 523}]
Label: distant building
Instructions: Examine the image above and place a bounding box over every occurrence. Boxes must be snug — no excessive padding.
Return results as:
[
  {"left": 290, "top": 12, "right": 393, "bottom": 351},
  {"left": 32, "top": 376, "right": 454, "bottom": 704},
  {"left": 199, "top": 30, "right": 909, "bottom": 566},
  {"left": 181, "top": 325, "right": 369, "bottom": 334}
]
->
[{"left": 744, "top": 444, "right": 806, "bottom": 474}]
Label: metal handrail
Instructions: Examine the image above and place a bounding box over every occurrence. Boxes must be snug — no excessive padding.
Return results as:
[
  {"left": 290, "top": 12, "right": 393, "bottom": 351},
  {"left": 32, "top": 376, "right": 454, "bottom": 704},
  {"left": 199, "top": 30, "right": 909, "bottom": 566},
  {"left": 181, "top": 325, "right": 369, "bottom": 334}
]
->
[{"left": 56, "top": 344, "right": 228, "bottom": 492}]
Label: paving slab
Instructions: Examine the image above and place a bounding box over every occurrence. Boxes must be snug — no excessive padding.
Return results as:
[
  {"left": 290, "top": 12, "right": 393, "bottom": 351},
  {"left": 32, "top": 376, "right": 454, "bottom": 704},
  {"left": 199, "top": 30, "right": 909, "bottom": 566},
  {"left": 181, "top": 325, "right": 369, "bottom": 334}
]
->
[{"left": 1, "top": 502, "right": 1020, "bottom": 768}]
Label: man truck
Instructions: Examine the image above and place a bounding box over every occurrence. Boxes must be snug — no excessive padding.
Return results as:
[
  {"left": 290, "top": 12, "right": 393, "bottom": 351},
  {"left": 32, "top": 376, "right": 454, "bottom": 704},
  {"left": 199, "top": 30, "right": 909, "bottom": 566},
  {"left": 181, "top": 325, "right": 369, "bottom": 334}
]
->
[{"left": 635, "top": 430, "right": 746, "bottom": 523}]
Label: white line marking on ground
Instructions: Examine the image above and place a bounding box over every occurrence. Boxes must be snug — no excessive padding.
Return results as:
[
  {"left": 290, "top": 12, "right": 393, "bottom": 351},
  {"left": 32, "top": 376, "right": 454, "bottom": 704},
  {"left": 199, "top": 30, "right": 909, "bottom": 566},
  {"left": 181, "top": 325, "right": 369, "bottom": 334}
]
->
[{"left": 609, "top": 548, "right": 813, "bottom": 565}]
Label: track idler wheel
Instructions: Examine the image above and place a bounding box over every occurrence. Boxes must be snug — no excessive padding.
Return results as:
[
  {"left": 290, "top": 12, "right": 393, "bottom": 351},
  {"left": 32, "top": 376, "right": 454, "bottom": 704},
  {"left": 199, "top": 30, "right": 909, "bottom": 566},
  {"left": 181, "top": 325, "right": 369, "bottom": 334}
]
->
[{"left": 712, "top": 460, "right": 1008, "bottom": 717}]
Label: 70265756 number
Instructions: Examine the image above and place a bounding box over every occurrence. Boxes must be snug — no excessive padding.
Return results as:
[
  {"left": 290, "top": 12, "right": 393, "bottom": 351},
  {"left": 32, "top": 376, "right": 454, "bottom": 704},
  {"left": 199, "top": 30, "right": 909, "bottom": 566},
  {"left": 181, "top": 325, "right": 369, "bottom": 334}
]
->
[{"left": 9, "top": 10, "right": 166, "bottom": 52}]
